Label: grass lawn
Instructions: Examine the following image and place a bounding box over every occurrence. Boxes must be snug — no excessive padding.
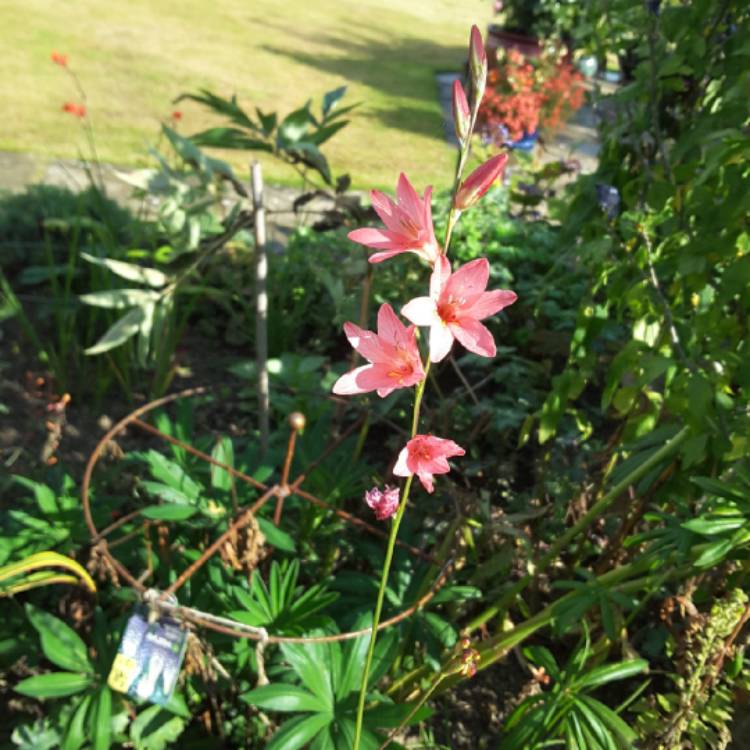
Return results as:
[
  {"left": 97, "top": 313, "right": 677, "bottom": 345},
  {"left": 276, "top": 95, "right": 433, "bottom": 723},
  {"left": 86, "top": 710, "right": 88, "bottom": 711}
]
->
[{"left": 2, "top": 1, "right": 490, "bottom": 191}]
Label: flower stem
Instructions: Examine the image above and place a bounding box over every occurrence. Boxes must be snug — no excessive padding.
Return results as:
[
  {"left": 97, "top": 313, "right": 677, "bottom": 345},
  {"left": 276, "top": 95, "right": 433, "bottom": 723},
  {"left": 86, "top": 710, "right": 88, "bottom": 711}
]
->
[{"left": 353, "top": 367, "right": 430, "bottom": 749}]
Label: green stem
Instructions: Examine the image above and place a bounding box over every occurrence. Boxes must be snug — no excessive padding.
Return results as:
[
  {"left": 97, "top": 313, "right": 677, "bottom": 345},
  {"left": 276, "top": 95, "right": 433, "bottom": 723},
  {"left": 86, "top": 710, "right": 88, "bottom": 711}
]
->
[
  {"left": 353, "top": 106, "right": 475, "bottom": 749},
  {"left": 466, "top": 425, "right": 690, "bottom": 631},
  {"left": 353, "top": 369, "right": 430, "bottom": 749}
]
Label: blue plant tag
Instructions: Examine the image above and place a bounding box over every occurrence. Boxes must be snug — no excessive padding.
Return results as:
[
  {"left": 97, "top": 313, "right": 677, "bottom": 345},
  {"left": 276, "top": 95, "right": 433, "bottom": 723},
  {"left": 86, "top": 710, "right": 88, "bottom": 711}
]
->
[{"left": 108, "top": 604, "right": 187, "bottom": 706}]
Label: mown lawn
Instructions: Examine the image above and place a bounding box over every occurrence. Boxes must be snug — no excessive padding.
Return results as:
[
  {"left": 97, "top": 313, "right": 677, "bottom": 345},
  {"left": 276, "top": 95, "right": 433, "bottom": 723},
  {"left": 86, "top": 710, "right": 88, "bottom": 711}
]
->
[{"left": 2, "top": 0, "right": 487, "bottom": 190}]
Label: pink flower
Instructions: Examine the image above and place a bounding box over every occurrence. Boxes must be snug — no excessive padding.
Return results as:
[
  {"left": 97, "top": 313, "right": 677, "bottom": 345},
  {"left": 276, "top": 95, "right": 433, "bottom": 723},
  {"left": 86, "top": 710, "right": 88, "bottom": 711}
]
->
[
  {"left": 401, "top": 256, "right": 517, "bottom": 362},
  {"left": 393, "top": 434, "right": 465, "bottom": 493},
  {"left": 455, "top": 154, "right": 508, "bottom": 210},
  {"left": 348, "top": 173, "right": 441, "bottom": 265},
  {"left": 332, "top": 303, "right": 425, "bottom": 397},
  {"left": 51, "top": 51, "right": 68, "bottom": 67},
  {"left": 365, "top": 485, "right": 400, "bottom": 520}
]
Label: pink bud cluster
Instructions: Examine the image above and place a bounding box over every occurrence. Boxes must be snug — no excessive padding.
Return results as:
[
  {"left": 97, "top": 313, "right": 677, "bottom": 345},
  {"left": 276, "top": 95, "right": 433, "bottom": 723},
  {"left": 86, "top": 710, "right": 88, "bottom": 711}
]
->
[
  {"left": 333, "top": 25, "right": 517, "bottom": 516},
  {"left": 364, "top": 486, "right": 400, "bottom": 521}
]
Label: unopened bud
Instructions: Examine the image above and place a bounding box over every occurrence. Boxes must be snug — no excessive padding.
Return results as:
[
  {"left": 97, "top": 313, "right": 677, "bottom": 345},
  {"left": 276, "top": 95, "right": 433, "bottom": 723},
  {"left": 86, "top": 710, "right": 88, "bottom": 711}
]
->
[
  {"left": 452, "top": 80, "right": 471, "bottom": 144},
  {"left": 288, "top": 412, "right": 306, "bottom": 431},
  {"left": 469, "top": 25, "right": 488, "bottom": 109},
  {"left": 454, "top": 153, "right": 508, "bottom": 210}
]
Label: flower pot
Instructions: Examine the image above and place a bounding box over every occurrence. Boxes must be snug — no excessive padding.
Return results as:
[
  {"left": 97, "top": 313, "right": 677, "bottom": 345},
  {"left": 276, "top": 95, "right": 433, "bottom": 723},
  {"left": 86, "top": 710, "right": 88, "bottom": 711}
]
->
[{"left": 486, "top": 24, "right": 542, "bottom": 65}]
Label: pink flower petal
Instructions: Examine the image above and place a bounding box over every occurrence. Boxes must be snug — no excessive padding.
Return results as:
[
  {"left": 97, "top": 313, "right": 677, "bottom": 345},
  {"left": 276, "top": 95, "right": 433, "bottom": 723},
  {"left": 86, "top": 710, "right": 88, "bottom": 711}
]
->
[
  {"left": 343, "top": 322, "right": 393, "bottom": 362},
  {"left": 429, "top": 323, "right": 455, "bottom": 362},
  {"left": 401, "top": 296, "right": 437, "bottom": 327},
  {"left": 464, "top": 289, "right": 517, "bottom": 320},
  {"left": 332, "top": 365, "right": 376, "bottom": 395},
  {"left": 393, "top": 447, "right": 410, "bottom": 477},
  {"left": 451, "top": 318, "right": 496, "bottom": 358},
  {"left": 431, "top": 256, "right": 452, "bottom": 299},
  {"left": 377, "top": 303, "right": 405, "bottom": 347},
  {"left": 396, "top": 172, "right": 423, "bottom": 220},
  {"left": 418, "top": 472, "right": 435, "bottom": 494},
  {"left": 445, "top": 258, "right": 490, "bottom": 301}
]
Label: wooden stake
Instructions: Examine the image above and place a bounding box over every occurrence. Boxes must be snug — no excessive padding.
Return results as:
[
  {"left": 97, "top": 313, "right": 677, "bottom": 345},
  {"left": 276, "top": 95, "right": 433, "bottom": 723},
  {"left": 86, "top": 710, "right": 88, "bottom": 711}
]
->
[{"left": 251, "top": 161, "right": 269, "bottom": 456}]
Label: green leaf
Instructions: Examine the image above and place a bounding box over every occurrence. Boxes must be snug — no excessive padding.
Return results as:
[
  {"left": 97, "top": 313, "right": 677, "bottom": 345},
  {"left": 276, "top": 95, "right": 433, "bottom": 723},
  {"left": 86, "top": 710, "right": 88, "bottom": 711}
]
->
[
  {"left": 280, "top": 641, "right": 334, "bottom": 707},
  {"left": 366, "top": 701, "right": 433, "bottom": 728},
  {"left": 85, "top": 307, "right": 145, "bottom": 355},
  {"left": 140, "top": 504, "right": 199, "bottom": 521},
  {"left": 15, "top": 672, "right": 92, "bottom": 698},
  {"left": 257, "top": 517, "right": 296, "bottom": 552},
  {"left": 12, "top": 476, "right": 58, "bottom": 514},
  {"left": 80, "top": 288, "right": 161, "bottom": 310},
  {"left": 256, "top": 108, "right": 277, "bottom": 136},
  {"left": 278, "top": 106, "right": 312, "bottom": 144},
  {"left": 25, "top": 604, "right": 92, "bottom": 673},
  {"left": 130, "top": 704, "right": 187, "bottom": 750},
  {"left": 210, "top": 437, "right": 235, "bottom": 491},
  {"left": 267, "top": 713, "right": 333, "bottom": 750},
  {"left": 175, "top": 89, "right": 256, "bottom": 130},
  {"left": 91, "top": 686, "right": 112, "bottom": 750},
  {"left": 189, "top": 126, "right": 272, "bottom": 152},
  {"left": 322, "top": 86, "right": 347, "bottom": 117},
  {"left": 242, "top": 683, "right": 329, "bottom": 713},
  {"left": 62, "top": 695, "right": 92, "bottom": 750},
  {"left": 81, "top": 253, "right": 168, "bottom": 288},
  {"left": 694, "top": 538, "right": 734, "bottom": 568},
  {"left": 578, "top": 659, "right": 648, "bottom": 690},
  {"left": 682, "top": 516, "right": 745, "bottom": 536},
  {"left": 580, "top": 696, "right": 638, "bottom": 745}
]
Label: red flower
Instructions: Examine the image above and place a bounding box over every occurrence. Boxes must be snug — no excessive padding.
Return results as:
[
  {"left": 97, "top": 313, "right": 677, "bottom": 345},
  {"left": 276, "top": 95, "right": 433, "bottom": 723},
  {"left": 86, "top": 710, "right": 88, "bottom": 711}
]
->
[
  {"left": 171, "top": 110, "right": 182, "bottom": 121},
  {"left": 51, "top": 51, "right": 68, "bottom": 67},
  {"left": 62, "top": 102, "right": 86, "bottom": 118}
]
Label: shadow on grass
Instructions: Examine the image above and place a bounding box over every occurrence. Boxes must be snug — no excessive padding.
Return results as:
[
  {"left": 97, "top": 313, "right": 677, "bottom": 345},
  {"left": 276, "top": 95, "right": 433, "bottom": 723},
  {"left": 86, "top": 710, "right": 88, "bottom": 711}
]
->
[{"left": 257, "top": 20, "right": 466, "bottom": 141}]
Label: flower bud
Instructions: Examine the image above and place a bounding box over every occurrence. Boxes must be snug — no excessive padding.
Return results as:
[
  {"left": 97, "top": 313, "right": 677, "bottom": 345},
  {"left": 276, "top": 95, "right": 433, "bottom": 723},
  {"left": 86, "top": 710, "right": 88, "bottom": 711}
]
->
[
  {"left": 454, "top": 153, "right": 508, "bottom": 210},
  {"left": 288, "top": 412, "right": 306, "bottom": 431},
  {"left": 469, "top": 25, "right": 488, "bottom": 109},
  {"left": 452, "top": 80, "right": 471, "bottom": 144}
]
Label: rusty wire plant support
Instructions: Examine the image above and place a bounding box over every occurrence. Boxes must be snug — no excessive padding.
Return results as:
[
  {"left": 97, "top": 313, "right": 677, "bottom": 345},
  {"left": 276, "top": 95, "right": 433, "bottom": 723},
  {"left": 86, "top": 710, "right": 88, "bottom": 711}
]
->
[{"left": 81, "top": 386, "right": 451, "bottom": 646}]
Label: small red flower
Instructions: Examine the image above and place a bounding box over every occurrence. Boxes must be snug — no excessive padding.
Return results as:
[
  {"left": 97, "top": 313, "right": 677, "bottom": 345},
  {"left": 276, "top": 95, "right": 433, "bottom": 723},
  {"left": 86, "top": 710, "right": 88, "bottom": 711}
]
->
[
  {"left": 171, "top": 110, "right": 182, "bottom": 121},
  {"left": 51, "top": 51, "right": 68, "bottom": 67},
  {"left": 62, "top": 102, "right": 86, "bottom": 118}
]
